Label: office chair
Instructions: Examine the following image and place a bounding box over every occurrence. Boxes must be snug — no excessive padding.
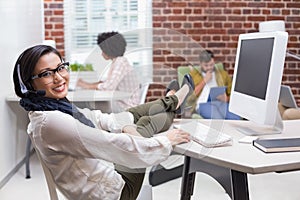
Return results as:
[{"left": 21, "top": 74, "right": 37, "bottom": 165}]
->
[
  {"left": 149, "top": 154, "right": 184, "bottom": 186},
  {"left": 28, "top": 133, "right": 153, "bottom": 200},
  {"left": 139, "top": 82, "right": 150, "bottom": 104},
  {"left": 27, "top": 134, "right": 60, "bottom": 199}
]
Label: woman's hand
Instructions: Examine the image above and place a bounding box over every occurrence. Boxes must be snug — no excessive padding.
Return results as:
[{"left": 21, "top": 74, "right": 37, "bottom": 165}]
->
[
  {"left": 166, "top": 129, "right": 190, "bottom": 146},
  {"left": 76, "top": 78, "right": 101, "bottom": 90},
  {"left": 122, "top": 125, "right": 142, "bottom": 137}
]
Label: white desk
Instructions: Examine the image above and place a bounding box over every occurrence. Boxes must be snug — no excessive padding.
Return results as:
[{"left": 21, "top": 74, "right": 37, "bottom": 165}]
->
[
  {"left": 68, "top": 90, "right": 131, "bottom": 112},
  {"left": 174, "top": 119, "right": 300, "bottom": 200},
  {"left": 67, "top": 90, "right": 131, "bottom": 102}
]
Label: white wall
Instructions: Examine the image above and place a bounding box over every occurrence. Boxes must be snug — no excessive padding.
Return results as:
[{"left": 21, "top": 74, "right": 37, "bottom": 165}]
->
[{"left": 0, "top": 0, "right": 43, "bottom": 182}]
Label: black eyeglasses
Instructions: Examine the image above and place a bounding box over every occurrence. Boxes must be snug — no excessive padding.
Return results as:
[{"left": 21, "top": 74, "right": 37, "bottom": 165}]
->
[{"left": 31, "top": 62, "right": 70, "bottom": 81}]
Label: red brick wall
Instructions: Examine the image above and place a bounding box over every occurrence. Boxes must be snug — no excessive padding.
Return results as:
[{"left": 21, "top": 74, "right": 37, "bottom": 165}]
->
[
  {"left": 44, "top": 0, "right": 65, "bottom": 57},
  {"left": 43, "top": 0, "right": 300, "bottom": 104},
  {"left": 151, "top": 0, "right": 300, "bottom": 104}
]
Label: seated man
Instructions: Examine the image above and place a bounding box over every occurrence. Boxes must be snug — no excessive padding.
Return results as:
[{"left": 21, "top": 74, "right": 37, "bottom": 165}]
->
[{"left": 186, "top": 50, "right": 240, "bottom": 120}]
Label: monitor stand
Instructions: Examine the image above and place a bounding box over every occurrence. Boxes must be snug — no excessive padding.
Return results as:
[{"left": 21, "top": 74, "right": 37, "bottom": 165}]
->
[{"left": 237, "top": 109, "right": 283, "bottom": 136}]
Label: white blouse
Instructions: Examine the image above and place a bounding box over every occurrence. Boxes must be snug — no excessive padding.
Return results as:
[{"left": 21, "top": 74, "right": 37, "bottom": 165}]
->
[{"left": 27, "top": 108, "right": 172, "bottom": 200}]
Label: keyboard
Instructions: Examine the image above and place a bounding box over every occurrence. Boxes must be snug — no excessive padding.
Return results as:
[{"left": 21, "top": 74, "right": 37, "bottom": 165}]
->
[{"left": 174, "top": 121, "right": 233, "bottom": 148}]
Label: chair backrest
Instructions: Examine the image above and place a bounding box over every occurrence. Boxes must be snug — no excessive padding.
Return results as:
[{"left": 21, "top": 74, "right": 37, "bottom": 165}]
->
[
  {"left": 177, "top": 66, "right": 191, "bottom": 85},
  {"left": 177, "top": 62, "right": 224, "bottom": 85},
  {"left": 139, "top": 82, "right": 150, "bottom": 104},
  {"left": 28, "top": 134, "right": 59, "bottom": 200}
]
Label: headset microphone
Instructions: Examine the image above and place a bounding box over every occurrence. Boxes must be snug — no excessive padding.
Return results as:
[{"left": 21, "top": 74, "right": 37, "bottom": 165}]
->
[{"left": 17, "top": 64, "right": 46, "bottom": 97}]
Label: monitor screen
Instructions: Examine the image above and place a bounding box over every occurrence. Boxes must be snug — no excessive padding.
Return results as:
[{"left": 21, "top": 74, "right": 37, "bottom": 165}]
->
[
  {"left": 229, "top": 31, "right": 288, "bottom": 134},
  {"left": 234, "top": 38, "right": 274, "bottom": 100}
]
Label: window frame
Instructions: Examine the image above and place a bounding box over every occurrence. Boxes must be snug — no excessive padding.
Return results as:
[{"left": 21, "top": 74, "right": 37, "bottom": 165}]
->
[{"left": 64, "top": 0, "right": 153, "bottom": 82}]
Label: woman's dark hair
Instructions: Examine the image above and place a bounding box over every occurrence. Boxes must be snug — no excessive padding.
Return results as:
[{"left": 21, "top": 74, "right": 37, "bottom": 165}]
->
[
  {"left": 97, "top": 31, "right": 127, "bottom": 58},
  {"left": 199, "top": 50, "right": 214, "bottom": 63},
  {"left": 13, "top": 45, "right": 62, "bottom": 98}
]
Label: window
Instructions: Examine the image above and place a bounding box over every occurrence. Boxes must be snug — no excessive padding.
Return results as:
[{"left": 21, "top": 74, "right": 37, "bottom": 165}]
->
[{"left": 64, "top": 0, "right": 152, "bottom": 82}]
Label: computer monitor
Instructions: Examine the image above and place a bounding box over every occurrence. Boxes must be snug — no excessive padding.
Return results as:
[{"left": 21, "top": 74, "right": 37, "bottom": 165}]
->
[{"left": 229, "top": 31, "right": 288, "bottom": 135}]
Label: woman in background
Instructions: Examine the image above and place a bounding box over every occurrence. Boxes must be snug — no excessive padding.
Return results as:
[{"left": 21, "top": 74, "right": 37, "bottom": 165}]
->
[{"left": 77, "top": 31, "right": 140, "bottom": 111}]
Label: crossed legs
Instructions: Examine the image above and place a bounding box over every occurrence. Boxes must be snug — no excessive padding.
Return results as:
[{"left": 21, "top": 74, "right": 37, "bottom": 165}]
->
[
  {"left": 128, "top": 95, "right": 178, "bottom": 138},
  {"left": 117, "top": 96, "right": 179, "bottom": 200},
  {"left": 117, "top": 81, "right": 192, "bottom": 200}
]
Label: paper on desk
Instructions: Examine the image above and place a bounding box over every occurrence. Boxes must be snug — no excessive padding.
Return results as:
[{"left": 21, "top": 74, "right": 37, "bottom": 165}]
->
[{"left": 174, "top": 121, "right": 233, "bottom": 148}]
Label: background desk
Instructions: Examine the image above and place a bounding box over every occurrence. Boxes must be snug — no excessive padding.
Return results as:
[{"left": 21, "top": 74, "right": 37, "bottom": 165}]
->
[
  {"left": 6, "top": 90, "right": 131, "bottom": 113},
  {"left": 5, "top": 90, "right": 131, "bottom": 179},
  {"left": 174, "top": 119, "right": 300, "bottom": 200},
  {"left": 67, "top": 90, "right": 131, "bottom": 112}
]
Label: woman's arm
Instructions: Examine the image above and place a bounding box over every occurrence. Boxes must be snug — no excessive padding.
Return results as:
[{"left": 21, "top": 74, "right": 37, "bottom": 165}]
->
[
  {"left": 81, "top": 108, "right": 135, "bottom": 133},
  {"left": 76, "top": 78, "right": 102, "bottom": 90},
  {"left": 35, "top": 111, "right": 189, "bottom": 168}
]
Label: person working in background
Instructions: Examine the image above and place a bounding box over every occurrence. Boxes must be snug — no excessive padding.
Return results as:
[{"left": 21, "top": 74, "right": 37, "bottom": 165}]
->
[
  {"left": 186, "top": 50, "right": 240, "bottom": 119},
  {"left": 77, "top": 31, "right": 140, "bottom": 111}
]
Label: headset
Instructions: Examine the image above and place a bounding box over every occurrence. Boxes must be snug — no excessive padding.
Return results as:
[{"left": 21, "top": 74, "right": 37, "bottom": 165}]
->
[
  {"left": 16, "top": 49, "right": 46, "bottom": 97},
  {"left": 17, "top": 63, "right": 46, "bottom": 96}
]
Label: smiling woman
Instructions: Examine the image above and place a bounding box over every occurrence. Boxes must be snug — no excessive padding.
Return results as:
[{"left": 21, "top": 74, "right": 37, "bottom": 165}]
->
[
  {"left": 14, "top": 45, "right": 69, "bottom": 99},
  {"left": 31, "top": 54, "right": 70, "bottom": 99},
  {"left": 12, "top": 45, "right": 192, "bottom": 200}
]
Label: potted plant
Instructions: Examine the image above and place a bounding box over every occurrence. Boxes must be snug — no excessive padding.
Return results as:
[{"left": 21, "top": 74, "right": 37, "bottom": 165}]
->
[
  {"left": 69, "top": 63, "right": 98, "bottom": 90},
  {"left": 70, "top": 63, "right": 94, "bottom": 71}
]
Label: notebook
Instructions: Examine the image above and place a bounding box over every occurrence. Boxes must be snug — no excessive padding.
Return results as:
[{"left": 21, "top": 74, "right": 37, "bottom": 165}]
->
[
  {"left": 279, "top": 85, "right": 298, "bottom": 108},
  {"left": 174, "top": 121, "right": 232, "bottom": 148},
  {"left": 253, "top": 138, "right": 300, "bottom": 153},
  {"left": 208, "top": 86, "right": 227, "bottom": 101}
]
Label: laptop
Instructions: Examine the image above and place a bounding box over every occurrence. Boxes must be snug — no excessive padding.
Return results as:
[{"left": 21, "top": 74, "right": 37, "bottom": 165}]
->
[
  {"left": 279, "top": 85, "right": 298, "bottom": 108},
  {"left": 208, "top": 86, "right": 227, "bottom": 101}
]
